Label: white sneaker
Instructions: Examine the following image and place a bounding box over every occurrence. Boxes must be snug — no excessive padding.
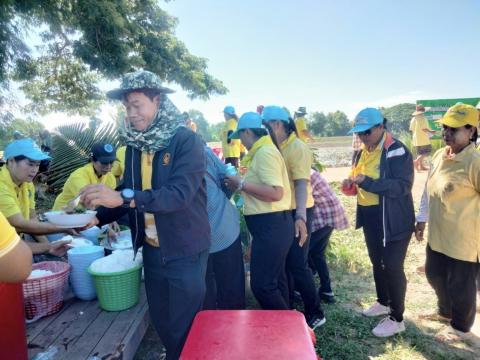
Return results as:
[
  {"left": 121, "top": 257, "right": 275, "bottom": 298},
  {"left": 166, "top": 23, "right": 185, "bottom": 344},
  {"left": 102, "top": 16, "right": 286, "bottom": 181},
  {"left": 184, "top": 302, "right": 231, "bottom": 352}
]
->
[
  {"left": 372, "top": 316, "right": 405, "bottom": 337},
  {"left": 362, "top": 301, "right": 390, "bottom": 317}
]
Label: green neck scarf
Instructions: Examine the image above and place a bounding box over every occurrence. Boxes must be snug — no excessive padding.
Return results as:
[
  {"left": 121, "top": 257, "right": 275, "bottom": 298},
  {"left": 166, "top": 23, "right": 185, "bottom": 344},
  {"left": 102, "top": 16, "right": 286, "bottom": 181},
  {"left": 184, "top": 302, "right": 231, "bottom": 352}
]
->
[{"left": 119, "top": 96, "right": 185, "bottom": 153}]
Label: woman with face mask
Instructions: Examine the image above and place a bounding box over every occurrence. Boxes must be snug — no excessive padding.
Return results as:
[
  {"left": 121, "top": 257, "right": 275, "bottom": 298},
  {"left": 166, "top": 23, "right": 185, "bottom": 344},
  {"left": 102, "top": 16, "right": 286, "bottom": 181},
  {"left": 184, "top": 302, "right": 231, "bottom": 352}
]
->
[
  {"left": 415, "top": 103, "right": 480, "bottom": 343},
  {"left": 224, "top": 112, "right": 293, "bottom": 311}
]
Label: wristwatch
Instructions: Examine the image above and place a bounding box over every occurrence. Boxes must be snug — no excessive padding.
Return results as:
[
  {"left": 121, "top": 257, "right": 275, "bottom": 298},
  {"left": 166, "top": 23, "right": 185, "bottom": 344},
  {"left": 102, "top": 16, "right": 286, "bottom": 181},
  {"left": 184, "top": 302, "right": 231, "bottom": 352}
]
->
[{"left": 121, "top": 188, "right": 135, "bottom": 208}]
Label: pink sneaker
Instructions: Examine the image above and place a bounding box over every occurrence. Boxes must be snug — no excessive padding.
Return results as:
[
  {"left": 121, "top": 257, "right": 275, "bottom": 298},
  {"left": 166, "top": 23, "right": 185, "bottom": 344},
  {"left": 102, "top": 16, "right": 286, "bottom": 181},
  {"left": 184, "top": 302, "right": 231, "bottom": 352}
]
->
[
  {"left": 362, "top": 301, "right": 390, "bottom": 317},
  {"left": 372, "top": 316, "right": 405, "bottom": 337}
]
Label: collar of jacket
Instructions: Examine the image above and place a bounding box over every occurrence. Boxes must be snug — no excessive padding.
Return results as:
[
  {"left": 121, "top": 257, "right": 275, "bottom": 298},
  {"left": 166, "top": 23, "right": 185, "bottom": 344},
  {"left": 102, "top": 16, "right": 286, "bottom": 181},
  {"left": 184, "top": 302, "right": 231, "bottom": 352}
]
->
[{"left": 382, "top": 132, "right": 395, "bottom": 150}]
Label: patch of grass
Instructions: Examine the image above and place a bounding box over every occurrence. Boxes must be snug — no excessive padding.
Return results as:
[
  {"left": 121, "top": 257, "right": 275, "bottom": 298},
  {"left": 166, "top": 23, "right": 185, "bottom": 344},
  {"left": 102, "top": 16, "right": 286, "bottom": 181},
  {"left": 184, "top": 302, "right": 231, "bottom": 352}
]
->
[{"left": 309, "top": 183, "right": 480, "bottom": 360}]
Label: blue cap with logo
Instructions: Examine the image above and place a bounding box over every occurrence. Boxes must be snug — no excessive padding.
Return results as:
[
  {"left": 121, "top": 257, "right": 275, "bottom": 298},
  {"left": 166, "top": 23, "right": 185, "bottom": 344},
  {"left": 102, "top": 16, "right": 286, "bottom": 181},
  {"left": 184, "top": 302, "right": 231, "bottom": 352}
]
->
[
  {"left": 229, "top": 112, "right": 264, "bottom": 139},
  {"left": 91, "top": 143, "right": 117, "bottom": 164},
  {"left": 4, "top": 138, "right": 51, "bottom": 161},
  {"left": 348, "top": 108, "right": 384, "bottom": 134},
  {"left": 261, "top": 105, "right": 290, "bottom": 123},
  {"left": 223, "top": 106, "right": 236, "bottom": 115}
]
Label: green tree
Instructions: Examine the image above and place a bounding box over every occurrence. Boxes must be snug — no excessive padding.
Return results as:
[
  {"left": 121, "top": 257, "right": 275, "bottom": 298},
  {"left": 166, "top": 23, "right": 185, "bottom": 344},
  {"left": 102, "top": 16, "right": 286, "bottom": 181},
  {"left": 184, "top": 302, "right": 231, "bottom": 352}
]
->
[
  {"left": 208, "top": 122, "right": 224, "bottom": 142},
  {"left": 188, "top": 109, "right": 211, "bottom": 141},
  {"left": 380, "top": 103, "right": 416, "bottom": 135},
  {"left": 309, "top": 112, "right": 327, "bottom": 136},
  {"left": 324, "top": 111, "right": 350, "bottom": 136},
  {"left": 0, "top": 1, "right": 227, "bottom": 116},
  {"left": 0, "top": 117, "right": 45, "bottom": 148}
]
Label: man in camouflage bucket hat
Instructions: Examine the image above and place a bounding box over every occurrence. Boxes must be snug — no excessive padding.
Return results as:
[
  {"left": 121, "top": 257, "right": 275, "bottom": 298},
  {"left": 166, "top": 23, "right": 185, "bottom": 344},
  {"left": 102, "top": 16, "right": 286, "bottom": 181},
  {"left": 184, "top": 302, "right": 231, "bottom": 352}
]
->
[{"left": 81, "top": 70, "right": 211, "bottom": 360}]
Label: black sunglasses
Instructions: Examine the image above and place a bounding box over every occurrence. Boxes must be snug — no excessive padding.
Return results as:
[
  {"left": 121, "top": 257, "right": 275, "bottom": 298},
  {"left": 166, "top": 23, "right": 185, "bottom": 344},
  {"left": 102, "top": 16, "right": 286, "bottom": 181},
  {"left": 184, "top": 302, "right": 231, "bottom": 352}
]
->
[{"left": 357, "top": 124, "right": 381, "bottom": 136}]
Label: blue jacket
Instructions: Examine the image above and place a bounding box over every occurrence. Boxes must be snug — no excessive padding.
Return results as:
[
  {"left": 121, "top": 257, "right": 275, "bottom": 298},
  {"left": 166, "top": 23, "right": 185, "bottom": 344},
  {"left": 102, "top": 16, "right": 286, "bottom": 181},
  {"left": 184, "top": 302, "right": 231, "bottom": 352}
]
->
[
  {"left": 96, "top": 127, "right": 211, "bottom": 262},
  {"left": 354, "top": 132, "right": 415, "bottom": 244}
]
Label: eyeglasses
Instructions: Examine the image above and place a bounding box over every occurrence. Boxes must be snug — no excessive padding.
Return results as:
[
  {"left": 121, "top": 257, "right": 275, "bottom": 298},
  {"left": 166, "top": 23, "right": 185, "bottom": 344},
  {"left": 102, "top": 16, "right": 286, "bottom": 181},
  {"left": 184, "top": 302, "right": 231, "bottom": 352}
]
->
[{"left": 357, "top": 124, "right": 380, "bottom": 136}]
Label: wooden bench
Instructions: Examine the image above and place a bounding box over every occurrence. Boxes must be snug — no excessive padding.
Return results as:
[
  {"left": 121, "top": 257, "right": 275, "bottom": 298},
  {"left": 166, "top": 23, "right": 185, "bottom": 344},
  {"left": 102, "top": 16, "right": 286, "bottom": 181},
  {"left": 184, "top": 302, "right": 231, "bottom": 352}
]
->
[{"left": 27, "top": 284, "right": 149, "bottom": 360}]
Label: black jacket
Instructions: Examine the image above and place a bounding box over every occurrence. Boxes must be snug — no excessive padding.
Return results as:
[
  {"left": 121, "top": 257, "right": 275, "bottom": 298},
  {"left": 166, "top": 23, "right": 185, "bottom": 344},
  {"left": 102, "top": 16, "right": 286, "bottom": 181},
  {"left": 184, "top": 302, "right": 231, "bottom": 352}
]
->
[
  {"left": 97, "top": 127, "right": 211, "bottom": 261},
  {"left": 354, "top": 132, "right": 415, "bottom": 244}
]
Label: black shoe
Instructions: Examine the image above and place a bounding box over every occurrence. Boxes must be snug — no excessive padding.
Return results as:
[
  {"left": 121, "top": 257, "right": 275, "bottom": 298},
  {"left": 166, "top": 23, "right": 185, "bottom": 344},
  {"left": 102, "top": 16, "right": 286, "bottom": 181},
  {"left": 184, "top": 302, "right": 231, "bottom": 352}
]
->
[
  {"left": 319, "top": 293, "right": 336, "bottom": 304},
  {"left": 306, "top": 315, "right": 326, "bottom": 330}
]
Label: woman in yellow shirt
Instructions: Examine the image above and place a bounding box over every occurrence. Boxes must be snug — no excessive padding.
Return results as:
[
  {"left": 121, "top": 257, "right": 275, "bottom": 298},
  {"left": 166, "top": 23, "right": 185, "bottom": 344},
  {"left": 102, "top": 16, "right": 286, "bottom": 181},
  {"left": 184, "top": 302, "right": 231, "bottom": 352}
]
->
[
  {"left": 225, "top": 112, "right": 293, "bottom": 310},
  {"left": 263, "top": 105, "right": 325, "bottom": 329},
  {"left": 0, "top": 212, "right": 32, "bottom": 283},
  {"left": 221, "top": 106, "right": 241, "bottom": 167},
  {"left": 415, "top": 104, "right": 480, "bottom": 342},
  {"left": 0, "top": 139, "right": 72, "bottom": 258}
]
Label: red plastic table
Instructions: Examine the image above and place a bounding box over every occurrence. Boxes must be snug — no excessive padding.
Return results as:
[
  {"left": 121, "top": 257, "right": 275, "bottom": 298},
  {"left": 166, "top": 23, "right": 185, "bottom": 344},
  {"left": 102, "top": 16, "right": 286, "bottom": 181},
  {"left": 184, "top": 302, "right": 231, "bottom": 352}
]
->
[{"left": 180, "top": 310, "right": 319, "bottom": 360}]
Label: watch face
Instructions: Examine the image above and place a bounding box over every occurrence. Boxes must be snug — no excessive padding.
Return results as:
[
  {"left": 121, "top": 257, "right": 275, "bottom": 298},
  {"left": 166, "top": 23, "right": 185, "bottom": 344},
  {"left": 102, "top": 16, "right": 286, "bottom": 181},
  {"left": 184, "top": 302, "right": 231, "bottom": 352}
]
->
[{"left": 123, "top": 188, "right": 135, "bottom": 198}]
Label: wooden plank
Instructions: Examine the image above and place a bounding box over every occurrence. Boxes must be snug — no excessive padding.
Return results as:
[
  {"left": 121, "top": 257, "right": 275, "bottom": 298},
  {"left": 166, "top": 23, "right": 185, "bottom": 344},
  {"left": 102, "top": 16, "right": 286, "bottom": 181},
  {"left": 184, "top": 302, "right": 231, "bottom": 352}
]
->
[
  {"left": 28, "top": 300, "right": 91, "bottom": 358},
  {"left": 88, "top": 285, "right": 148, "bottom": 360},
  {"left": 120, "top": 301, "right": 150, "bottom": 360},
  {"left": 45, "top": 300, "right": 103, "bottom": 359},
  {"left": 27, "top": 298, "right": 76, "bottom": 342},
  {"left": 61, "top": 309, "right": 119, "bottom": 360}
]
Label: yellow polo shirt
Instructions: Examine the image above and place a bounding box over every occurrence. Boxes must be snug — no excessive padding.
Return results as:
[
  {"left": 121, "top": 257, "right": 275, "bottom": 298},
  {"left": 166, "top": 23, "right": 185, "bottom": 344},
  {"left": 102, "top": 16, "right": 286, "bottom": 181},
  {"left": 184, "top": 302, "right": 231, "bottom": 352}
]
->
[
  {"left": 409, "top": 115, "right": 430, "bottom": 147},
  {"left": 221, "top": 119, "right": 241, "bottom": 158},
  {"left": 280, "top": 133, "right": 314, "bottom": 209},
  {"left": 0, "top": 212, "right": 20, "bottom": 258},
  {"left": 427, "top": 144, "right": 480, "bottom": 262},
  {"left": 111, "top": 146, "right": 126, "bottom": 178},
  {"left": 141, "top": 153, "right": 159, "bottom": 247},
  {"left": 295, "top": 117, "right": 309, "bottom": 142},
  {"left": 352, "top": 134, "right": 385, "bottom": 206},
  {"left": 243, "top": 143, "right": 291, "bottom": 215},
  {"left": 0, "top": 167, "right": 35, "bottom": 220},
  {"left": 53, "top": 163, "right": 117, "bottom": 210}
]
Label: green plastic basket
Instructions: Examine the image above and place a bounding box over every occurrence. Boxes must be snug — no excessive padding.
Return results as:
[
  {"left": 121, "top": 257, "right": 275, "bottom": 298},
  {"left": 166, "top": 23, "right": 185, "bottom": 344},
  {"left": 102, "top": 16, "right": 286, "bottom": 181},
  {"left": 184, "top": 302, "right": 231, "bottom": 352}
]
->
[{"left": 87, "top": 264, "right": 142, "bottom": 311}]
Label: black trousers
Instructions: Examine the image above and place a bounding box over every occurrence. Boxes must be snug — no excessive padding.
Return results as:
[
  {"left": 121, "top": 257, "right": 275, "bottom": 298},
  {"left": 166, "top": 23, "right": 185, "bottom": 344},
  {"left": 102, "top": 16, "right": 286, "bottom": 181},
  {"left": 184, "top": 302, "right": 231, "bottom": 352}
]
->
[
  {"left": 143, "top": 244, "right": 208, "bottom": 360},
  {"left": 309, "top": 226, "right": 334, "bottom": 295},
  {"left": 286, "top": 207, "right": 324, "bottom": 318},
  {"left": 359, "top": 205, "right": 410, "bottom": 322},
  {"left": 425, "top": 244, "right": 479, "bottom": 332},
  {"left": 203, "top": 236, "right": 246, "bottom": 310},
  {"left": 245, "top": 211, "right": 294, "bottom": 310}
]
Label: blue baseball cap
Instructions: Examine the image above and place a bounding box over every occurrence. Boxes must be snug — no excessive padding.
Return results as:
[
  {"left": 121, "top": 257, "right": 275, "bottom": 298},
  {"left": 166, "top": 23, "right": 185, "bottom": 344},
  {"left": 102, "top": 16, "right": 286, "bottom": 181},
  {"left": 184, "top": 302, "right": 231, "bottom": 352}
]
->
[
  {"left": 4, "top": 138, "right": 51, "bottom": 161},
  {"left": 223, "top": 106, "right": 236, "bottom": 115},
  {"left": 229, "top": 112, "right": 263, "bottom": 139},
  {"left": 348, "top": 108, "right": 384, "bottom": 134},
  {"left": 261, "top": 105, "right": 289, "bottom": 123}
]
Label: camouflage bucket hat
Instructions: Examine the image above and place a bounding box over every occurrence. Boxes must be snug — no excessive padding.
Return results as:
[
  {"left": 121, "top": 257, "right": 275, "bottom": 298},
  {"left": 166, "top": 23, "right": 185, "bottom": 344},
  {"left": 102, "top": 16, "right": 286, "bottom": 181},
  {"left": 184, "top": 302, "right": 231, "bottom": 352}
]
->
[{"left": 106, "top": 70, "right": 174, "bottom": 100}]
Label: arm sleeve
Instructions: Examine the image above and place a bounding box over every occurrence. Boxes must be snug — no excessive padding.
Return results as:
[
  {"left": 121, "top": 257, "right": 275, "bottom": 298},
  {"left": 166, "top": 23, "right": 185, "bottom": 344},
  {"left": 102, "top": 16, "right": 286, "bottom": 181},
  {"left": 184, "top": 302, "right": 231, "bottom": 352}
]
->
[
  {"left": 358, "top": 145, "right": 414, "bottom": 198},
  {"left": 294, "top": 179, "right": 307, "bottom": 221},
  {"left": 134, "top": 132, "right": 206, "bottom": 214}
]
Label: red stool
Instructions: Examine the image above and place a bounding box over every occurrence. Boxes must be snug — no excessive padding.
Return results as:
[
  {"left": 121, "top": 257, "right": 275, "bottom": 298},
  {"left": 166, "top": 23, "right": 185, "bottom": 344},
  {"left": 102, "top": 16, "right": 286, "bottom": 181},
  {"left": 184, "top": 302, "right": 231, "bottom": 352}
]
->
[{"left": 181, "top": 310, "right": 320, "bottom": 360}]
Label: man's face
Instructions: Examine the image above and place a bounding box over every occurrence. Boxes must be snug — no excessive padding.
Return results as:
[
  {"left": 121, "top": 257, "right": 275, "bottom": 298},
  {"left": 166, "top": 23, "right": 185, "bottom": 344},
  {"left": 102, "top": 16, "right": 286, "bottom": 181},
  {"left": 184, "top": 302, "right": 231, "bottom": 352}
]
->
[
  {"left": 123, "top": 92, "right": 160, "bottom": 131},
  {"left": 92, "top": 160, "right": 113, "bottom": 176}
]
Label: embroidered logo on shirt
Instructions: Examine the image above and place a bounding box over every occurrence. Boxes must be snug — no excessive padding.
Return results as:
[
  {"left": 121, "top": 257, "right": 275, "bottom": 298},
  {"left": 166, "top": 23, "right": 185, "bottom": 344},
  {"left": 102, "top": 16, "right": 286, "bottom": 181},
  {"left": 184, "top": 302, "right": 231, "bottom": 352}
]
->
[{"left": 163, "top": 153, "right": 170, "bottom": 166}]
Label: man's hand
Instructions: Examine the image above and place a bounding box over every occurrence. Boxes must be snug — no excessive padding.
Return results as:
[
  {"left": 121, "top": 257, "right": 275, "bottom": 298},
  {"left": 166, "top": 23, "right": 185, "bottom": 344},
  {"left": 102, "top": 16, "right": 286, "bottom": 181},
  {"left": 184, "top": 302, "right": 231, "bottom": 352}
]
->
[
  {"left": 415, "top": 222, "right": 426, "bottom": 241},
  {"left": 295, "top": 219, "right": 308, "bottom": 247},
  {"left": 342, "top": 178, "right": 354, "bottom": 188},
  {"left": 80, "top": 184, "right": 123, "bottom": 209},
  {"left": 49, "top": 240, "right": 72, "bottom": 257},
  {"left": 353, "top": 174, "right": 366, "bottom": 184},
  {"left": 224, "top": 175, "right": 242, "bottom": 192}
]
